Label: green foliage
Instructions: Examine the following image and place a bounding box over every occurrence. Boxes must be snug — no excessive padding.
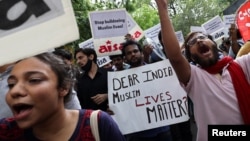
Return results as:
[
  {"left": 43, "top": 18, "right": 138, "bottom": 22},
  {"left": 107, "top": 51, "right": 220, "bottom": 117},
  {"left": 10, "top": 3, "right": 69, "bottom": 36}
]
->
[
  {"left": 68, "top": 0, "right": 95, "bottom": 49},
  {"left": 170, "top": 0, "right": 233, "bottom": 37},
  {"left": 68, "top": 0, "right": 235, "bottom": 50},
  {"left": 132, "top": 4, "right": 159, "bottom": 30}
]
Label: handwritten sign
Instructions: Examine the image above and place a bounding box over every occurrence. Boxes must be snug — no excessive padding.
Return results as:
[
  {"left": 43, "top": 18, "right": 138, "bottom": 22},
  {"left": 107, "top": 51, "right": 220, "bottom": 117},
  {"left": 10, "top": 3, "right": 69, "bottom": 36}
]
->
[
  {"left": 202, "top": 15, "right": 225, "bottom": 35},
  {"left": 236, "top": 1, "right": 250, "bottom": 42},
  {"left": 0, "top": 0, "right": 79, "bottom": 65},
  {"left": 108, "top": 60, "right": 189, "bottom": 134}
]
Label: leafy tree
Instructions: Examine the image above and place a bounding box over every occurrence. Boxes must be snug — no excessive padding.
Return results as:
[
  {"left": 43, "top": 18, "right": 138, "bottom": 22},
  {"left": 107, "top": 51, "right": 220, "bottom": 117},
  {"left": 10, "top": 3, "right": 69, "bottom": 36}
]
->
[
  {"left": 168, "top": 0, "right": 234, "bottom": 37},
  {"left": 67, "top": 0, "right": 236, "bottom": 50},
  {"left": 131, "top": 2, "right": 159, "bottom": 30},
  {"left": 69, "top": 0, "right": 95, "bottom": 48}
]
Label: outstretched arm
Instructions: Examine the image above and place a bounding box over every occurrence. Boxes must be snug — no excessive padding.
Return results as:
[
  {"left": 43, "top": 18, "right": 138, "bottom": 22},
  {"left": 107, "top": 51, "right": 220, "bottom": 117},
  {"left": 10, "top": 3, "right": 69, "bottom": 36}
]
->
[{"left": 155, "top": 0, "right": 191, "bottom": 85}]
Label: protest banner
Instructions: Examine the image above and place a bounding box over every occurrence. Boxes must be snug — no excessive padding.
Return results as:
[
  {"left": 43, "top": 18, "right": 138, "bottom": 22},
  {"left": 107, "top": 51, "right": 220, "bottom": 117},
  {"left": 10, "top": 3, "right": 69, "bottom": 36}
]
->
[
  {"left": 142, "top": 23, "right": 166, "bottom": 62},
  {"left": 144, "top": 23, "right": 161, "bottom": 44},
  {"left": 175, "top": 31, "right": 185, "bottom": 45},
  {"left": 108, "top": 60, "right": 189, "bottom": 134},
  {"left": 126, "top": 12, "right": 144, "bottom": 41},
  {"left": 190, "top": 26, "right": 206, "bottom": 34},
  {"left": 0, "top": 0, "right": 79, "bottom": 66},
  {"left": 202, "top": 15, "right": 226, "bottom": 46},
  {"left": 89, "top": 9, "right": 127, "bottom": 57},
  {"left": 97, "top": 56, "right": 112, "bottom": 68},
  {"left": 78, "top": 39, "right": 112, "bottom": 68},
  {"left": 202, "top": 15, "right": 225, "bottom": 35},
  {"left": 88, "top": 9, "right": 144, "bottom": 57},
  {"left": 223, "top": 14, "right": 236, "bottom": 28},
  {"left": 143, "top": 23, "right": 164, "bottom": 62},
  {"left": 236, "top": 1, "right": 250, "bottom": 42},
  {"left": 144, "top": 23, "right": 184, "bottom": 46},
  {"left": 222, "top": 14, "right": 236, "bottom": 37},
  {"left": 79, "top": 38, "right": 95, "bottom": 49}
]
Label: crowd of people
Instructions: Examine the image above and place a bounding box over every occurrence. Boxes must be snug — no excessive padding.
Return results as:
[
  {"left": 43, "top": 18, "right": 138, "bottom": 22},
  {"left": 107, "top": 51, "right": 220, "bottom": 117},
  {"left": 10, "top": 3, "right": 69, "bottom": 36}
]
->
[{"left": 0, "top": 0, "right": 250, "bottom": 141}]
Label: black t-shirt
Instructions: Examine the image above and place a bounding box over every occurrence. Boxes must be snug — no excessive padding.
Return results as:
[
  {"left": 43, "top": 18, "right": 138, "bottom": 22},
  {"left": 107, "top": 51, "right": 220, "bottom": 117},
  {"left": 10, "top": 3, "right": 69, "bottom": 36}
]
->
[{"left": 76, "top": 67, "right": 109, "bottom": 111}]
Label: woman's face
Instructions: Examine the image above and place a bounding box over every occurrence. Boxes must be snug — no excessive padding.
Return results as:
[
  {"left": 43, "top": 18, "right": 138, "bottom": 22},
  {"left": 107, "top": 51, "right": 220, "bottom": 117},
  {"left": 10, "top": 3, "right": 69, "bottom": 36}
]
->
[{"left": 6, "top": 57, "right": 66, "bottom": 129}]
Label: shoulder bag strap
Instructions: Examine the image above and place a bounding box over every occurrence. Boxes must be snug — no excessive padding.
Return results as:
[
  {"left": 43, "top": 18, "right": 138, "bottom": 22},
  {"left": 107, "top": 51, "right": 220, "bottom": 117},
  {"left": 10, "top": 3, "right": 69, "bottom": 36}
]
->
[{"left": 90, "top": 110, "right": 101, "bottom": 141}]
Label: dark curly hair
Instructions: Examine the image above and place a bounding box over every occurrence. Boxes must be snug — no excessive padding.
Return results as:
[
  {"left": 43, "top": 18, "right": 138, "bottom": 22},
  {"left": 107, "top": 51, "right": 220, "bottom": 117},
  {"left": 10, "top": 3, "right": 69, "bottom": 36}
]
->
[
  {"left": 183, "top": 32, "right": 216, "bottom": 63},
  {"left": 34, "top": 53, "right": 74, "bottom": 103}
]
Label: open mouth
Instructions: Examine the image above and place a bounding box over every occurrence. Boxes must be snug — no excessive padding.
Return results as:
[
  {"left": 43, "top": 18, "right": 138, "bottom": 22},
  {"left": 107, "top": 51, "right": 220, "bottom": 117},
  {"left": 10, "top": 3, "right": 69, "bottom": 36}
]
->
[
  {"left": 198, "top": 45, "right": 210, "bottom": 55},
  {"left": 12, "top": 103, "right": 33, "bottom": 114}
]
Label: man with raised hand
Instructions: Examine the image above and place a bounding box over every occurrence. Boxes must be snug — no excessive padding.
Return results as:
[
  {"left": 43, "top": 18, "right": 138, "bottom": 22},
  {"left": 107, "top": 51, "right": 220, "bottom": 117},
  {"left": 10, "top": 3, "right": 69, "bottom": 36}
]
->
[{"left": 155, "top": 0, "right": 250, "bottom": 141}]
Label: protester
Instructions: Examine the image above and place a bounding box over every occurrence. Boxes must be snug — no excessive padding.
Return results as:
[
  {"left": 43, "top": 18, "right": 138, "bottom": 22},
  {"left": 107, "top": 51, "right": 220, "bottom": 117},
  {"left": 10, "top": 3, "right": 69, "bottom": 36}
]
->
[
  {"left": 74, "top": 48, "right": 110, "bottom": 111},
  {"left": 52, "top": 48, "right": 82, "bottom": 109},
  {"left": 0, "top": 53, "right": 126, "bottom": 141},
  {"left": 218, "top": 37, "right": 230, "bottom": 56},
  {"left": 228, "top": 24, "right": 244, "bottom": 59},
  {"left": 158, "top": 30, "right": 193, "bottom": 141},
  {"left": 99, "top": 57, "right": 113, "bottom": 70},
  {"left": 121, "top": 39, "right": 172, "bottom": 141},
  {"left": 0, "top": 61, "right": 81, "bottom": 120},
  {"left": 110, "top": 54, "right": 130, "bottom": 71},
  {"left": 155, "top": 1, "right": 250, "bottom": 141},
  {"left": 53, "top": 48, "right": 81, "bottom": 83},
  {"left": 102, "top": 62, "right": 113, "bottom": 69},
  {"left": 142, "top": 37, "right": 167, "bottom": 63},
  {"left": 0, "top": 63, "right": 14, "bottom": 119}
]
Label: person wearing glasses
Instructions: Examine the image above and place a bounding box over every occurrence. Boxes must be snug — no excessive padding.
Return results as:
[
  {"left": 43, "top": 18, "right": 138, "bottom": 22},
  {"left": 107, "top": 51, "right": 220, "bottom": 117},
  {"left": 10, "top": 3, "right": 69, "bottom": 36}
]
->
[{"left": 155, "top": 0, "right": 250, "bottom": 141}]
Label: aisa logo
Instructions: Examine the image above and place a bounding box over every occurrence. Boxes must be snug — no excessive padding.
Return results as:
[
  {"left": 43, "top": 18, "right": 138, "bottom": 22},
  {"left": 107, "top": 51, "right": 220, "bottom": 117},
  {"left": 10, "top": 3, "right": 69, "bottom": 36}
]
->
[
  {"left": 98, "top": 40, "right": 122, "bottom": 53},
  {"left": 214, "top": 31, "right": 225, "bottom": 39}
]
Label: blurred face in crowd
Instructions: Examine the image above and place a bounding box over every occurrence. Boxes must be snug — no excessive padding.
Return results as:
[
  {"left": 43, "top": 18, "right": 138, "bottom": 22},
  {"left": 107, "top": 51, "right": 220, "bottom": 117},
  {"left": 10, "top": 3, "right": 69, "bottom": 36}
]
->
[
  {"left": 111, "top": 56, "right": 124, "bottom": 70},
  {"left": 75, "top": 52, "right": 94, "bottom": 72},
  {"left": 102, "top": 62, "right": 112, "bottom": 69},
  {"left": 186, "top": 33, "right": 219, "bottom": 68},
  {"left": 75, "top": 52, "right": 89, "bottom": 68},
  {"left": 6, "top": 57, "right": 67, "bottom": 129},
  {"left": 124, "top": 44, "right": 143, "bottom": 67}
]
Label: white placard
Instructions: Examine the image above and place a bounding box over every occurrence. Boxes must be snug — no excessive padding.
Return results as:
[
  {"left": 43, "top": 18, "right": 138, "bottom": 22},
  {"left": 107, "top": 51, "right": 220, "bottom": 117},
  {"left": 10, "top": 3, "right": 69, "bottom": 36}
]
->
[
  {"left": 89, "top": 9, "right": 127, "bottom": 39},
  {"left": 175, "top": 31, "right": 184, "bottom": 45},
  {"left": 97, "top": 56, "right": 112, "bottom": 67},
  {"left": 144, "top": 23, "right": 161, "bottom": 42},
  {"left": 210, "top": 28, "right": 228, "bottom": 41},
  {"left": 223, "top": 14, "right": 236, "bottom": 27},
  {"left": 108, "top": 60, "right": 189, "bottom": 134},
  {"left": 190, "top": 26, "right": 206, "bottom": 34},
  {"left": 0, "top": 0, "right": 79, "bottom": 66},
  {"left": 126, "top": 12, "right": 144, "bottom": 41},
  {"left": 202, "top": 15, "right": 225, "bottom": 35},
  {"left": 144, "top": 23, "right": 184, "bottom": 46},
  {"left": 89, "top": 9, "right": 128, "bottom": 57},
  {"left": 79, "top": 38, "right": 94, "bottom": 49}
]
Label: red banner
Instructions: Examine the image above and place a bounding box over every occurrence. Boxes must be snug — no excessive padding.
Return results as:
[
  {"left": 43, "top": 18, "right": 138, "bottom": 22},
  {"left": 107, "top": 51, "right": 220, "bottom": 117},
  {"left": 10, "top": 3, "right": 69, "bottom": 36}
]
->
[{"left": 236, "top": 1, "right": 250, "bottom": 42}]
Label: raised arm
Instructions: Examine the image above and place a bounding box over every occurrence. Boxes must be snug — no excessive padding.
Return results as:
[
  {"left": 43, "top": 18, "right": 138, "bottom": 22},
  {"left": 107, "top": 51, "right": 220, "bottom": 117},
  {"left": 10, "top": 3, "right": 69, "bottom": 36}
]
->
[{"left": 155, "top": 0, "right": 191, "bottom": 85}]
